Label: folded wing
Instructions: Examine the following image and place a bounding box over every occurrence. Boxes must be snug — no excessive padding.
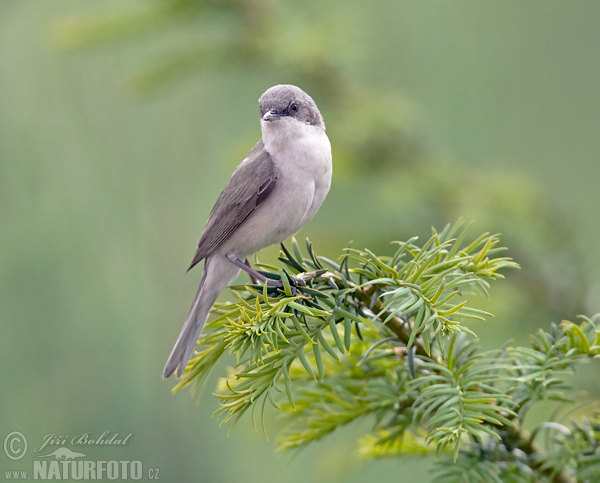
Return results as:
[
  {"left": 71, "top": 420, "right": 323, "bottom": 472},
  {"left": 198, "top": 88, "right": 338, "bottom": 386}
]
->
[{"left": 188, "top": 140, "right": 278, "bottom": 271}]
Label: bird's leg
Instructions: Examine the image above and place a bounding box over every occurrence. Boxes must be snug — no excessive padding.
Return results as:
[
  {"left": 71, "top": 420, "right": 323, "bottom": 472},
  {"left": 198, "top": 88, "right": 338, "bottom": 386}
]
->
[
  {"left": 244, "top": 259, "right": 260, "bottom": 284},
  {"left": 228, "top": 256, "right": 270, "bottom": 284},
  {"left": 227, "top": 255, "right": 305, "bottom": 293}
]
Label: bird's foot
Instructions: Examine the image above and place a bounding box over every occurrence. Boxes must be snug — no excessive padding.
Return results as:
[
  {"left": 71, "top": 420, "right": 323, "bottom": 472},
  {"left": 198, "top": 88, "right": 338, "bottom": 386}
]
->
[
  {"left": 290, "top": 274, "right": 307, "bottom": 287},
  {"left": 265, "top": 274, "right": 306, "bottom": 295},
  {"left": 228, "top": 255, "right": 305, "bottom": 295}
]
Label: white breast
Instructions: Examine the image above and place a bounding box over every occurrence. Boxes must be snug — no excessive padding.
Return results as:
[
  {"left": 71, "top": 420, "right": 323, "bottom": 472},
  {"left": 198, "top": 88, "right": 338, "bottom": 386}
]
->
[
  {"left": 219, "top": 118, "right": 332, "bottom": 259},
  {"left": 263, "top": 117, "right": 332, "bottom": 224}
]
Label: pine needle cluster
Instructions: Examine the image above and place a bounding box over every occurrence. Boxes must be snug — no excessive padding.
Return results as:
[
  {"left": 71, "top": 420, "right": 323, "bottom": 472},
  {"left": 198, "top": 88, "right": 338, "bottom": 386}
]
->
[{"left": 173, "top": 221, "right": 599, "bottom": 481}]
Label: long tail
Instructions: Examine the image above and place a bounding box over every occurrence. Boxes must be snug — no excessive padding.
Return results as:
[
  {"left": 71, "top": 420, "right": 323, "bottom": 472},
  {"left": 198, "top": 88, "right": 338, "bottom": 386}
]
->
[{"left": 163, "top": 255, "right": 239, "bottom": 378}]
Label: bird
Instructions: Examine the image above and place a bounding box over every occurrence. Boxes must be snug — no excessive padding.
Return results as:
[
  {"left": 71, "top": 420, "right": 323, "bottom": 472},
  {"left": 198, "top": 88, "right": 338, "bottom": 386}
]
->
[{"left": 163, "top": 84, "right": 332, "bottom": 378}]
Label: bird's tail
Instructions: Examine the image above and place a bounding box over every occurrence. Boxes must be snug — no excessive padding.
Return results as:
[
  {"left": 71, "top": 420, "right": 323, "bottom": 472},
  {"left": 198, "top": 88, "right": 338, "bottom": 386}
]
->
[{"left": 163, "top": 255, "right": 238, "bottom": 378}]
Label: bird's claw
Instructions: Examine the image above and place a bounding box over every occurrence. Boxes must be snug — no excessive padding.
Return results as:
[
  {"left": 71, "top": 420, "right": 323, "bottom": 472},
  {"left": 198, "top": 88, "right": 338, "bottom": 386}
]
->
[
  {"left": 266, "top": 274, "right": 306, "bottom": 295},
  {"left": 289, "top": 274, "right": 307, "bottom": 287}
]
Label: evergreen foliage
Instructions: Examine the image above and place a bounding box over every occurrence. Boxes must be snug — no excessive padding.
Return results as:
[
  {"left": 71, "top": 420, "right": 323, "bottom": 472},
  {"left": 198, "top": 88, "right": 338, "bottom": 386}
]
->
[{"left": 173, "top": 221, "right": 599, "bottom": 481}]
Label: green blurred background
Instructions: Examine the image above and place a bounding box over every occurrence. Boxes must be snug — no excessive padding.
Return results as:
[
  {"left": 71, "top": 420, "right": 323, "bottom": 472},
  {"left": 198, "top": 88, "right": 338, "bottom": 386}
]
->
[{"left": 2, "top": 1, "right": 599, "bottom": 481}]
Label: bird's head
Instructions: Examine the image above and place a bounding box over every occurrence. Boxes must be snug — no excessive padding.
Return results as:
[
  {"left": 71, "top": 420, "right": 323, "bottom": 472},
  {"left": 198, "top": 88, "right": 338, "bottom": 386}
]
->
[{"left": 259, "top": 85, "right": 325, "bottom": 131}]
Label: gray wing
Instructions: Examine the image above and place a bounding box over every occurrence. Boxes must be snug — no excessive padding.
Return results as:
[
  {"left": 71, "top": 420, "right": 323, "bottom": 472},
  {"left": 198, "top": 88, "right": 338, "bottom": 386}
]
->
[{"left": 188, "top": 140, "right": 278, "bottom": 271}]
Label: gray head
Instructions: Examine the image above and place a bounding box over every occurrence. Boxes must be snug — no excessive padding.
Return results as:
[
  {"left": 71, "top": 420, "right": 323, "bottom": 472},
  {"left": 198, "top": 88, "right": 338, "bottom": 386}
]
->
[{"left": 259, "top": 85, "right": 325, "bottom": 130}]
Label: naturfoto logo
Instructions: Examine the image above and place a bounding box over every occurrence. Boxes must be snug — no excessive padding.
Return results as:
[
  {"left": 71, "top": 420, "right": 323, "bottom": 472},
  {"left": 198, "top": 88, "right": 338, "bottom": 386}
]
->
[{"left": 4, "top": 430, "right": 159, "bottom": 480}]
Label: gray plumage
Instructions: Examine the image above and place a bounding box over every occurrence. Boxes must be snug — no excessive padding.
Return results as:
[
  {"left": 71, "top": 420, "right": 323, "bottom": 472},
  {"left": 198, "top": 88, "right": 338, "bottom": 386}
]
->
[
  {"left": 163, "top": 85, "right": 332, "bottom": 378},
  {"left": 188, "top": 141, "right": 277, "bottom": 271}
]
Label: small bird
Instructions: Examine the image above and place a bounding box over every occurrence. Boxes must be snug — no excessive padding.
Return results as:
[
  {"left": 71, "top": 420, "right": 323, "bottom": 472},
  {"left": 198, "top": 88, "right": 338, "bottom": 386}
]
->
[{"left": 163, "top": 85, "right": 332, "bottom": 378}]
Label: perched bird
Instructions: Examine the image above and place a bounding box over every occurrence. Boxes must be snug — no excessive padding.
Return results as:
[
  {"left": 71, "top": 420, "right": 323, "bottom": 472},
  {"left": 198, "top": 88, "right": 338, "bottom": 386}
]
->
[{"left": 163, "top": 85, "right": 332, "bottom": 378}]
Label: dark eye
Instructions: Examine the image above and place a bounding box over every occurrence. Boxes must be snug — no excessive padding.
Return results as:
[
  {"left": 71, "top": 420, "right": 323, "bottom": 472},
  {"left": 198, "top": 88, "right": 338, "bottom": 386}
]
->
[{"left": 290, "top": 103, "right": 298, "bottom": 112}]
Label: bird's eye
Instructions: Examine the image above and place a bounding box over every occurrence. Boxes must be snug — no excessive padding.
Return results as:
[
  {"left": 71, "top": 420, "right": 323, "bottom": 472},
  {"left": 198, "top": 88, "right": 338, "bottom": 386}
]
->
[{"left": 290, "top": 103, "right": 298, "bottom": 112}]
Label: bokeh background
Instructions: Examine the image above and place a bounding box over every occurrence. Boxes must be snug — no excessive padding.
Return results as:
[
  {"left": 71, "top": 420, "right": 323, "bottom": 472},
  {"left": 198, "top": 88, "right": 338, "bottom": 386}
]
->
[{"left": 2, "top": 1, "right": 599, "bottom": 481}]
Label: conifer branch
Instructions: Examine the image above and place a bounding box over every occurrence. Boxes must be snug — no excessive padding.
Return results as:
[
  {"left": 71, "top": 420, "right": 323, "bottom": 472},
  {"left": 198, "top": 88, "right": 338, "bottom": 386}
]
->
[{"left": 170, "top": 222, "right": 599, "bottom": 481}]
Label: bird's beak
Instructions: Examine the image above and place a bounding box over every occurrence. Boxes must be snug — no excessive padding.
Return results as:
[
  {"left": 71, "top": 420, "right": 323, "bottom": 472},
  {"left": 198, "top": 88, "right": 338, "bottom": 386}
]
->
[{"left": 262, "top": 110, "right": 282, "bottom": 122}]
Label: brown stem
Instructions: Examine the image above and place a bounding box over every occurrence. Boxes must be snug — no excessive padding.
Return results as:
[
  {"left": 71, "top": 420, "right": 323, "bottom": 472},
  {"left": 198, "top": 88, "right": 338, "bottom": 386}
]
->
[
  {"left": 301, "top": 270, "right": 429, "bottom": 357},
  {"left": 299, "top": 269, "right": 571, "bottom": 480}
]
